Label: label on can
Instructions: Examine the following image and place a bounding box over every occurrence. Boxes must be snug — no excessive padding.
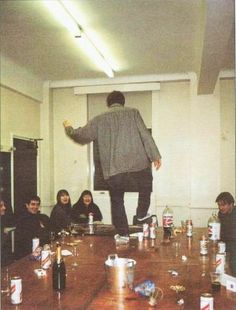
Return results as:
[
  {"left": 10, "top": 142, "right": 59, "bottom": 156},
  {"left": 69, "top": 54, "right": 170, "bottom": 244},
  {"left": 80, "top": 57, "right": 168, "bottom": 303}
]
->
[
  {"left": 41, "top": 250, "right": 51, "bottom": 269},
  {"left": 200, "top": 240, "right": 208, "bottom": 255},
  {"left": 208, "top": 223, "right": 220, "bottom": 241},
  {"left": 216, "top": 253, "right": 225, "bottom": 273},
  {"left": 200, "top": 293, "right": 214, "bottom": 310},
  {"left": 32, "top": 238, "right": 40, "bottom": 252},
  {"left": 143, "top": 223, "right": 149, "bottom": 238},
  {"left": 218, "top": 241, "right": 226, "bottom": 254},
  {"left": 163, "top": 214, "right": 173, "bottom": 227},
  {"left": 11, "top": 277, "right": 22, "bottom": 305}
]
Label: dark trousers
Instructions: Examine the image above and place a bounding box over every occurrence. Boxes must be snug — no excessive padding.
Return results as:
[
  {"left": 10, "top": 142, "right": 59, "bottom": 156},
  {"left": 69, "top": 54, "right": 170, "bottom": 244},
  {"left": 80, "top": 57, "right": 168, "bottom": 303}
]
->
[{"left": 107, "top": 168, "right": 152, "bottom": 235}]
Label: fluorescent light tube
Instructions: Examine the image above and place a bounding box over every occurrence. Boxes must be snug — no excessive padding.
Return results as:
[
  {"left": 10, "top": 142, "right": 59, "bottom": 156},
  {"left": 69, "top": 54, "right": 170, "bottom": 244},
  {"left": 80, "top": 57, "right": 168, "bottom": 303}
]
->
[{"left": 43, "top": 0, "right": 114, "bottom": 77}]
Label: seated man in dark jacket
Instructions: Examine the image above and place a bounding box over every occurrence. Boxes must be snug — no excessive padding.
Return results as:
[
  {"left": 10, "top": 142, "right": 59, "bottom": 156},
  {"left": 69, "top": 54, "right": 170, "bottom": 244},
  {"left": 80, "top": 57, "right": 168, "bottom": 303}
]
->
[
  {"left": 15, "top": 195, "right": 50, "bottom": 259},
  {"left": 216, "top": 192, "right": 236, "bottom": 276}
]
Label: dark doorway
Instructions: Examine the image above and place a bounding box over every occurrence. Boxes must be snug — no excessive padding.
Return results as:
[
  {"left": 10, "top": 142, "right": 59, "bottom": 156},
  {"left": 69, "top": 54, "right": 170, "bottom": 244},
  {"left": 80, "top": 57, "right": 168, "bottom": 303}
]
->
[{"left": 13, "top": 138, "right": 38, "bottom": 216}]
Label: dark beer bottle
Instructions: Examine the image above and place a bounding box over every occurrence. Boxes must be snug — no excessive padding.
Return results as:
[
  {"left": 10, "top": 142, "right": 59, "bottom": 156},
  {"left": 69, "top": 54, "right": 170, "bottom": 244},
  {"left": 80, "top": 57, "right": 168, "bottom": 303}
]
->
[{"left": 52, "top": 242, "right": 66, "bottom": 290}]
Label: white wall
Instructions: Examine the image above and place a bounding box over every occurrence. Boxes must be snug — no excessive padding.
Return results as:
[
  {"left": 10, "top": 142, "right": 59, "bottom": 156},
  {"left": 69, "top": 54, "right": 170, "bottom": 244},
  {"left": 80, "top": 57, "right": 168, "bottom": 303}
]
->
[{"left": 0, "top": 86, "right": 41, "bottom": 152}]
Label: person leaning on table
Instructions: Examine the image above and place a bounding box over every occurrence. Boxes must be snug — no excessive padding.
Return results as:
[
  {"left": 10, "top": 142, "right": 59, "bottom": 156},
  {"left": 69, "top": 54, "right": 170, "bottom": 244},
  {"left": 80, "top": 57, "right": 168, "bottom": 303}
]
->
[
  {"left": 216, "top": 191, "right": 236, "bottom": 276},
  {"left": 15, "top": 195, "right": 50, "bottom": 259},
  {"left": 63, "top": 90, "right": 161, "bottom": 243}
]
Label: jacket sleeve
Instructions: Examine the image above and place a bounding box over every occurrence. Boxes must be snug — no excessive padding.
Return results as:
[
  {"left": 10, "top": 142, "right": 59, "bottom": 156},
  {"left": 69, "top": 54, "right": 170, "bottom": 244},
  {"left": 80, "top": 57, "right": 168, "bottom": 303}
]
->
[
  {"left": 65, "top": 119, "right": 97, "bottom": 145},
  {"left": 134, "top": 110, "right": 161, "bottom": 161}
]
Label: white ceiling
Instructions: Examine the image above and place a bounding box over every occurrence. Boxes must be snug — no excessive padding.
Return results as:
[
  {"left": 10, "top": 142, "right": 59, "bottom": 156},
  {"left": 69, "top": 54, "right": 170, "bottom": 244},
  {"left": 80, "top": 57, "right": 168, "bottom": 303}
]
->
[{"left": 1, "top": 0, "right": 235, "bottom": 94}]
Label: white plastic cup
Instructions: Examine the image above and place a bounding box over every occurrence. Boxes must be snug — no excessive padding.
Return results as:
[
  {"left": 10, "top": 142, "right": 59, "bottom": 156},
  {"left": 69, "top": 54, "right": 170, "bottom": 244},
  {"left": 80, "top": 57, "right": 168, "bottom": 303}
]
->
[{"left": 138, "top": 232, "right": 144, "bottom": 242}]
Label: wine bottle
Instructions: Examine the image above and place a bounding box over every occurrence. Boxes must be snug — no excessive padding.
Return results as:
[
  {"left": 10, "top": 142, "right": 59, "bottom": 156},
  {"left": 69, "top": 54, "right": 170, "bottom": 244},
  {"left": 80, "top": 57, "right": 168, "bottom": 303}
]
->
[{"left": 52, "top": 242, "right": 66, "bottom": 290}]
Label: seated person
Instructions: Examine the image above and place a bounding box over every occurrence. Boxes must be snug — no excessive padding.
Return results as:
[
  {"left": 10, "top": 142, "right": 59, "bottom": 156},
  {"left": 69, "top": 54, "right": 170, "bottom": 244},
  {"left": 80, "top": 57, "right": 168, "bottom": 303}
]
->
[
  {"left": 15, "top": 195, "right": 50, "bottom": 259},
  {"left": 50, "top": 189, "right": 72, "bottom": 233},
  {"left": 1, "top": 198, "right": 14, "bottom": 266},
  {"left": 216, "top": 192, "right": 236, "bottom": 276},
  {"left": 72, "top": 190, "right": 103, "bottom": 224}
]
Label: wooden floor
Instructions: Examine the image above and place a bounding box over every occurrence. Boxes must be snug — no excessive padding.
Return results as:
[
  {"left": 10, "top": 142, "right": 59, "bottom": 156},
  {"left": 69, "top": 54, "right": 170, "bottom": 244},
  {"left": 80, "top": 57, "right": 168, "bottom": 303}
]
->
[{"left": 1, "top": 227, "right": 236, "bottom": 309}]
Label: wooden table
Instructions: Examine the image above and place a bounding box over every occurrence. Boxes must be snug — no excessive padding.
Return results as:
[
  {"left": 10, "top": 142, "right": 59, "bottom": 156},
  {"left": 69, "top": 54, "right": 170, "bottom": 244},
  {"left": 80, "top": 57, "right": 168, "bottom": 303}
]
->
[{"left": 1, "top": 227, "right": 236, "bottom": 309}]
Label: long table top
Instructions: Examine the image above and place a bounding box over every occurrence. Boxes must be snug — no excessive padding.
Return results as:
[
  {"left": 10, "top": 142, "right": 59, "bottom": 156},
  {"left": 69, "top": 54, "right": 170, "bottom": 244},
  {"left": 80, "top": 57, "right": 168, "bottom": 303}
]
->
[{"left": 1, "top": 227, "right": 236, "bottom": 309}]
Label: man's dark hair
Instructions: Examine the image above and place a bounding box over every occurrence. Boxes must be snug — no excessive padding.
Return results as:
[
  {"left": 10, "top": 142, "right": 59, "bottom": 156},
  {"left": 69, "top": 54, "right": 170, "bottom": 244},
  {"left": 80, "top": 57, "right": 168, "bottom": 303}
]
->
[
  {"left": 106, "top": 91, "right": 125, "bottom": 107},
  {"left": 26, "top": 195, "right": 41, "bottom": 204},
  {"left": 215, "top": 192, "right": 234, "bottom": 205}
]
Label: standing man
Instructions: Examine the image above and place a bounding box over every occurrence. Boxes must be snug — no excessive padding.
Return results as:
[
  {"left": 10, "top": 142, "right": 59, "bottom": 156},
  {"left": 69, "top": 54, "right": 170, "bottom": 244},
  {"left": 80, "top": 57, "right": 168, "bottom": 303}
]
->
[
  {"left": 216, "top": 192, "right": 236, "bottom": 276},
  {"left": 63, "top": 91, "right": 161, "bottom": 241}
]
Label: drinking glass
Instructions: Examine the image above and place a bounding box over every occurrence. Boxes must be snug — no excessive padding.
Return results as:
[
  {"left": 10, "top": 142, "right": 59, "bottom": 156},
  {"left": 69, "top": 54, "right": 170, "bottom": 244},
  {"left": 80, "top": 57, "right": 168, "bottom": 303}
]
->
[
  {"left": 50, "top": 231, "right": 56, "bottom": 250},
  {"left": 71, "top": 243, "right": 78, "bottom": 267},
  {"left": 1, "top": 267, "right": 10, "bottom": 295}
]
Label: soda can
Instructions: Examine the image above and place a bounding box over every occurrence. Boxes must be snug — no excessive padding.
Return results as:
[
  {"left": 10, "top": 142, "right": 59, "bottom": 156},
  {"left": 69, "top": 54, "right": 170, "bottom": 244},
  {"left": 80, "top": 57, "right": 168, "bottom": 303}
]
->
[
  {"left": 200, "top": 236, "right": 208, "bottom": 256},
  {"left": 216, "top": 253, "right": 225, "bottom": 273},
  {"left": 200, "top": 293, "right": 213, "bottom": 310},
  {"left": 88, "top": 224, "right": 94, "bottom": 234},
  {"left": 186, "top": 220, "right": 193, "bottom": 237},
  {"left": 218, "top": 241, "right": 226, "bottom": 254},
  {"left": 10, "top": 277, "right": 22, "bottom": 305},
  {"left": 88, "top": 213, "right": 93, "bottom": 225},
  {"left": 143, "top": 223, "right": 149, "bottom": 238},
  {"left": 209, "top": 223, "right": 221, "bottom": 241},
  {"left": 149, "top": 225, "right": 156, "bottom": 239},
  {"left": 41, "top": 250, "right": 51, "bottom": 269},
  {"left": 32, "top": 238, "right": 40, "bottom": 252}
]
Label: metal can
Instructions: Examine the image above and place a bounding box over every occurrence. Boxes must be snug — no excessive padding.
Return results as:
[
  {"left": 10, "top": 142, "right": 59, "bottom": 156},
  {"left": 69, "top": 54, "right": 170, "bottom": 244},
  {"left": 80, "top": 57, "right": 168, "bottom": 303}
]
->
[
  {"left": 208, "top": 223, "right": 221, "bottom": 241},
  {"left": 41, "top": 250, "right": 51, "bottom": 269},
  {"left": 10, "top": 277, "right": 22, "bottom": 305},
  {"left": 32, "top": 237, "right": 40, "bottom": 252},
  {"left": 186, "top": 220, "right": 193, "bottom": 237},
  {"left": 200, "top": 236, "right": 208, "bottom": 256},
  {"left": 200, "top": 293, "right": 213, "bottom": 310},
  {"left": 218, "top": 241, "right": 226, "bottom": 254},
  {"left": 143, "top": 223, "right": 149, "bottom": 238},
  {"left": 88, "top": 224, "right": 94, "bottom": 234},
  {"left": 216, "top": 253, "right": 225, "bottom": 273},
  {"left": 88, "top": 213, "right": 93, "bottom": 225},
  {"left": 149, "top": 225, "right": 156, "bottom": 239}
]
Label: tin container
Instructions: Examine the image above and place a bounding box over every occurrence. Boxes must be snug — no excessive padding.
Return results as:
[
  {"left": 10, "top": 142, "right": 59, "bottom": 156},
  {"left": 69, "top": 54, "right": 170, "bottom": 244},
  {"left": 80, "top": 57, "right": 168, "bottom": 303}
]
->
[
  {"left": 41, "top": 250, "right": 51, "bottom": 269},
  {"left": 200, "top": 293, "right": 213, "bottom": 310},
  {"left": 217, "top": 241, "right": 226, "bottom": 254},
  {"left": 88, "top": 213, "right": 93, "bottom": 225},
  {"left": 186, "top": 220, "right": 193, "bottom": 237},
  {"left": 216, "top": 253, "right": 225, "bottom": 274},
  {"left": 105, "top": 254, "right": 136, "bottom": 294},
  {"left": 32, "top": 238, "right": 40, "bottom": 252},
  {"left": 10, "top": 277, "right": 22, "bottom": 305},
  {"left": 143, "top": 223, "right": 149, "bottom": 238}
]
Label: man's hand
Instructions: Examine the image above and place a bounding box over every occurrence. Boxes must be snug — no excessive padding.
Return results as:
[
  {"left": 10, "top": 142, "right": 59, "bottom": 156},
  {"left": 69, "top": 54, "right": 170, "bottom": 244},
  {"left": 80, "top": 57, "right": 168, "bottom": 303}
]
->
[
  {"left": 153, "top": 159, "right": 162, "bottom": 170},
  {"left": 63, "top": 120, "right": 72, "bottom": 128}
]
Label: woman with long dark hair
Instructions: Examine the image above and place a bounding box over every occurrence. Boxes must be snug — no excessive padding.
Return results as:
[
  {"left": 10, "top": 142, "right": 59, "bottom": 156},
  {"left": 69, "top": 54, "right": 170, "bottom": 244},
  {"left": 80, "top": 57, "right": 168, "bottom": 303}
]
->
[
  {"left": 72, "top": 190, "right": 102, "bottom": 224},
  {"left": 50, "top": 189, "right": 72, "bottom": 233}
]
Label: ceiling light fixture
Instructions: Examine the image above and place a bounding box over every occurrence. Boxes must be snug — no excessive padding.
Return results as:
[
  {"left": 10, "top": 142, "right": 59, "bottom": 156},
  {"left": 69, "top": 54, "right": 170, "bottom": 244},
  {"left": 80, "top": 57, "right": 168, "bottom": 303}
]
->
[{"left": 43, "top": 0, "right": 114, "bottom": 78}]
